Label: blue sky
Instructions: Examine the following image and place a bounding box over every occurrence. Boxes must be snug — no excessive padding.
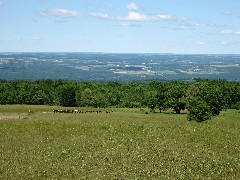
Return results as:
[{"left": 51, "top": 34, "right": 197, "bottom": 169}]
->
[{"left": 0, "top": 0, "right": 240, "bottom": 53}]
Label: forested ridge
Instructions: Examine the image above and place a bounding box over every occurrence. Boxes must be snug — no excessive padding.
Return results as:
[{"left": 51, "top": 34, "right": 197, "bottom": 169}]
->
[{"left": 0, "top": 79, "right": 240, "bottom": 121}]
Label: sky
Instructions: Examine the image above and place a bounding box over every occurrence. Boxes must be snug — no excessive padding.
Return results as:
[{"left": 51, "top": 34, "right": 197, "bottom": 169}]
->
[{"left": 0, "top": 0, "right": 240, "bottom": 54}]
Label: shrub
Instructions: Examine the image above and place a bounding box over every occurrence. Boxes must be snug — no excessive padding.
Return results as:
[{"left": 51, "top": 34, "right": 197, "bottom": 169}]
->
[
  {"left": 187, "top": 100, "right": 212, "bottom": 122},
  {"left": 231, "top": 102, "right": 240, "bottom": 110}
]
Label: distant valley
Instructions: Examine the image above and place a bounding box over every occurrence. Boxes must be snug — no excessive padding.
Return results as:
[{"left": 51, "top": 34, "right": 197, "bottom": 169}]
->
[{"left": 0, "top": 53, "right": 239, "bottom": 81}]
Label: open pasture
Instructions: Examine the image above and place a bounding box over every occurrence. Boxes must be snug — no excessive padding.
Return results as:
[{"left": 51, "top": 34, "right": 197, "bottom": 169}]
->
[{"left": 0, "top": 105, "right": 240, "bottom": 179}]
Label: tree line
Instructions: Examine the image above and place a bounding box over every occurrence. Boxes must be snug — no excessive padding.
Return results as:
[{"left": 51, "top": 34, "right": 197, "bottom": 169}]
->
[{"left": 0, "top": 79, "right": 239, "bottom": 122}]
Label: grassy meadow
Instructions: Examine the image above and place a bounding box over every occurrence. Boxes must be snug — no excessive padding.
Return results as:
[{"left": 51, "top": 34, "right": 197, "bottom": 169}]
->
[{"left": 0, "top": 105, "right": 240, "bottom": 179}]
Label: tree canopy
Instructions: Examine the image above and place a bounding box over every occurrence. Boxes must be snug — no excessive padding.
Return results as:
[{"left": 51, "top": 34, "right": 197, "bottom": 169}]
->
[{"left": 0, "top": 79, "right": 239, "bottom": 121}]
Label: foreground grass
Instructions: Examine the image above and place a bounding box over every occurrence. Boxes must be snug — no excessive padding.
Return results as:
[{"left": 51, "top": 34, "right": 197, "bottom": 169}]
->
[{"left": 0, "top": 105, "right": 240, "bottom": 179}]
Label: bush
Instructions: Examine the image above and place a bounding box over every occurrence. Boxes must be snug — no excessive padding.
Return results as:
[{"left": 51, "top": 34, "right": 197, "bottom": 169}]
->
[
  {"left": 187, "top": 100, "right": 212, "bottom": 122},
  {"left": 231, "top": 102, "right": 240, "bottom": 110}
]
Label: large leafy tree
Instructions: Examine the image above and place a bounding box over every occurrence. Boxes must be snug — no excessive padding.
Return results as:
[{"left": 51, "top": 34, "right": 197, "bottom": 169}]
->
[
  {"left": 107, "top": 81, "right": 123, "bottom": 107},
  {"left": 163, "top": 81, "right": 187, "bottom": 114},
  {"left": 55, "top": 85, "right": 76, "bottom": 107},
  {"left": 76, "top": 88, "right": 94, "bottom": 107},
  {"left": 119, "top": 82, "right": 145, "bottom": 108},
  {"left": 153, "top": 82, "right": 168, "bottom": 113},
  {"left": 196, "top": 80, "right": 224, "bottom": 116},
  {"left": 187, "top": 100, "right": 212, "bottom": 122},
  {"left": 222, "top": 81, "right": 240, "bottom": 109},
  {"left": 186, "top": 83, "right": 211, "bottom": 122},
  {"left": 0, "top": 82, "right": 18, "bottom": 104},
  {"left": 186, "top": 80, "right": 231, "bottom": 121}
]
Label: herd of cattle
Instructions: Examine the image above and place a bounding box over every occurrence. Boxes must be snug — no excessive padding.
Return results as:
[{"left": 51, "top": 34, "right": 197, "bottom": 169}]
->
[{"left": 53, "top": 109, "right": 113, "bottom": 113}]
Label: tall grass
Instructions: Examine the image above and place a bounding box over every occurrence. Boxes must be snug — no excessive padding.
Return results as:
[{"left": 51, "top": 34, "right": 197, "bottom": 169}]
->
[{"left": 0, "top": 105, "right": 239, "bottom": 179}]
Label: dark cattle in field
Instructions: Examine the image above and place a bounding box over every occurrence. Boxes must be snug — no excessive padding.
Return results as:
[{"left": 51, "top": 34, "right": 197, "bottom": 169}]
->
[
  {"left": 66, "top": 110, "right": 72, "bottom": 113},
  {"left": 53, "top": 109, "right": 104, "bottom": 114}
]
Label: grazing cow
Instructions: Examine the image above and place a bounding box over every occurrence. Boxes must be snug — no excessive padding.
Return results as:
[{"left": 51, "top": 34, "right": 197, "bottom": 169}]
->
[
  {"left": 53, "top": 109, "right": 105, "bottom": 114},
  {"left": 73, "top": 110, "right": 79, "bottom": 113}
]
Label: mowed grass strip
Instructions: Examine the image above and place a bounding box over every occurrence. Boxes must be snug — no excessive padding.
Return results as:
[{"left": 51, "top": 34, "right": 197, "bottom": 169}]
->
[{"left": 0, "top": 105, "right": 240, "bottom": 179}]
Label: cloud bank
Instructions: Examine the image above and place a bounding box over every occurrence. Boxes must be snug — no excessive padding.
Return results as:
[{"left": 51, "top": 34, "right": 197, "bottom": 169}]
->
[
  {"left": 89, "top": 2, "right": 185, "bottom": 22},
  {"left": 90, "top": 11, "right": 177, "bottom": 22}
]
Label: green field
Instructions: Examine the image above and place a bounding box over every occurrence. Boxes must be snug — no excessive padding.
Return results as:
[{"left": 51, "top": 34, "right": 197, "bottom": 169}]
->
[{"left": 1, "top": 105, "right": 240, "bottom": 179}]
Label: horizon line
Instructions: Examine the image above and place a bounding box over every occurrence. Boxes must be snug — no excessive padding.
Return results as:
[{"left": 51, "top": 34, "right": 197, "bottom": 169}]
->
[{"left": 0, "top": 51, "right": 240, "bottom": 55}]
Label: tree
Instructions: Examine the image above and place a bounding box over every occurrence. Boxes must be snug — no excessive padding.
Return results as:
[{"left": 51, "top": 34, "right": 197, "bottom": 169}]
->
[
  {"left": 155, "top": 82, "right": 168, "bottom": 113},
  {"left": 196, "top": 80, "right": 224, "bottom": 116},
  {"left": 119, "top": 82, "right": 145, "bottom": 108},
  {"left": 187, "top": 100, "right": 212, "bottom": 122},
  {"left": 92, "top": 90, "right": 108, "bottom": 108},
  {"left": 55, "top": 85, "right": 76, "bottom": 107},
  {"left": 107, "top": 82, "right": 123, "bottom": 107},
  {"left": 147, "top": 91, "right": 158, "bottom": 112},
  {"left": 222, "top": 81, "right": 240, "bottom": 109},
  {"left": 77, "top": 88, "right": 94, "bottom": 107},
  {"left": 163, "top": 82, "right": 187, "bottom": 114},
  {"left": 0, "top": 82, "right": 18, "bottom": 104}
]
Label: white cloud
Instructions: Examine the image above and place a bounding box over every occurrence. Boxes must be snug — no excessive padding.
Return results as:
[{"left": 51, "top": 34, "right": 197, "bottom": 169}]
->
[
  {"left": 196, "top": 41, "right": 206, "bottom": 45},
  {"left": 39, "top": 8, "right": 80, "bottom": 18},
  {"left": 90, "top": 11, "right": 175, "bottom": 22},
  {"left": 126, "top": 12, "right": 154, "bottom": 21},
  {"left": 220, "top": 29, "right": 240, "bottom": 36},
  {"left": 156, "top": 14, "right": 173, "bottom": 20},
  {"left": 234, "top": 32, "right": 240, "bottom": 36},
  {"left": 223, "top": 11, "right": 234, "bottom": 16},
  {"left": 195, "top": 23, "right": 205, "bottom": 27},
  {"left": 90, "top": 13, "right": 114, "bottom": 20},
  {"left": 116, "top": 22, "right": 141, "bottom": 27},
  {"left": 220, "top": 29, "right": 233, "bottom": 34},
  {"left": 127, "top": 3, "right": 139, "bottom": 11}
]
